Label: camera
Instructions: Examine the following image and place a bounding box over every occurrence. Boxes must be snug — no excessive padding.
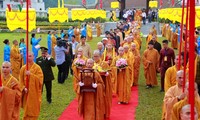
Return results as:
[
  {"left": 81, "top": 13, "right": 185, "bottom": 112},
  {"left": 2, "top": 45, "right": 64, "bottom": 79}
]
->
[{"left": 56, "top": 37, "right": 69, "bottom": 48}]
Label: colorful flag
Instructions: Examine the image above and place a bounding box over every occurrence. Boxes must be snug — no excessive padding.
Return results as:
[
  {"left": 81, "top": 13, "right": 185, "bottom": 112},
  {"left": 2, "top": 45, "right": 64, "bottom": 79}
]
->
[
  {"left": 160, "top": 0, "right": 163, "bottom": 8},
  {"left": 100, "top": 0, "right": 103, "bottom": 9},
  {"left": 7, "top": 4, "right": 11, "bottom": 11},
  {"left": 172, "top": 0, "right": 175, "bottom": 6},
  {"left": 82, "top": 0, "right": 86, "bottom": 5}
]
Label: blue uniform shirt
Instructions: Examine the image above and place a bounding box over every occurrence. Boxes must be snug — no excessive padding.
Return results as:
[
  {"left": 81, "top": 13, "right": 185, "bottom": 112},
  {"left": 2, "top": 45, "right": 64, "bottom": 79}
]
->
[{"left": 4, "top": 44, "right": 10, "bottom": 62}]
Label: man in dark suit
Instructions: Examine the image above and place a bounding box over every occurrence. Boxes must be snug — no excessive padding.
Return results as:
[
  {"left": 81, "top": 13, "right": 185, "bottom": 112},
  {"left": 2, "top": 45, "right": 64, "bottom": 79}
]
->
[{"left": 36, "top": 47, "right": 56, "bottom": 104}]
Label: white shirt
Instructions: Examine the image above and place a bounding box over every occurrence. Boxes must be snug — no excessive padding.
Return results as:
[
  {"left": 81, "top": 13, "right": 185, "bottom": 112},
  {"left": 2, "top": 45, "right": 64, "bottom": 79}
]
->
[{"left": 142, "top": 12, "right": 146, "bottom": 18}]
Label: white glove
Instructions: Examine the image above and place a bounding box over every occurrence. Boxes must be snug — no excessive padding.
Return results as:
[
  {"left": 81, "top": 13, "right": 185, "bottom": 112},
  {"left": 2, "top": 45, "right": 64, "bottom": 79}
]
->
[
  {"left": 92, "top": 83, "right": 97, "bottom": 88},
  {"left": 79, "top": 82, "right": 84, "bottom": 87},
  {"left": 105, "top": 72, "right": 109, "bottom": 76}
]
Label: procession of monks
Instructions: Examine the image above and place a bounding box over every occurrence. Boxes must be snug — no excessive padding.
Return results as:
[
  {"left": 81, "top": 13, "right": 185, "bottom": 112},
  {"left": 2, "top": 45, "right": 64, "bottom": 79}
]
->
[{"left": 1, "top": 16, "right": 200, "bottom": 120}]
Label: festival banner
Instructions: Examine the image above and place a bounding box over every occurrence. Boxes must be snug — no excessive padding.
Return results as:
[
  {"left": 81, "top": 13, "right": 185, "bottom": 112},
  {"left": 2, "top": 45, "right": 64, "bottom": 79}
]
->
[{"left": 6, "top": 8, "right": 36, "bottom": 31}]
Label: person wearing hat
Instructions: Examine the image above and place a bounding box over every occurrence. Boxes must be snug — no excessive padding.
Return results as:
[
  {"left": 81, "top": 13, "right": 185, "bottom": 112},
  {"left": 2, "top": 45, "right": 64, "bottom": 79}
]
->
[
  {"left": 36, "top": 47, "right": 56, "bottom": 103},
  {"left": 142, "top": 41, "right": 160, "bottom": 89}
]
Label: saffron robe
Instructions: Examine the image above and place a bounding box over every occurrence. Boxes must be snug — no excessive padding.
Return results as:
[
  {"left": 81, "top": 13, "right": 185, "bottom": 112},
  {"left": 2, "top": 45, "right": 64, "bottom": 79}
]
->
[
  {"left": 77, "top": 72, "right": 105, "bottom": 120},
  {"left": 143, "top": 48, "right": 160, "bottom": 86},
  {"left": 0, "top": 74, "right": 21, "bottom": 120},
  {"left": 10, "top": 45, "right": 22, "bottom": 80},
  {"left": 20, "top": 63, "right": 43, "bottom": 120}
]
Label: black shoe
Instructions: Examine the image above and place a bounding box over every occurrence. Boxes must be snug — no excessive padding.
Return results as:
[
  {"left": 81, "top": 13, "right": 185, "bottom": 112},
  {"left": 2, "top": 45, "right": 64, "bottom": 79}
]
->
[
  {"left": 47, "top": 100, "right": 52, "bottom": 104},
  {"left": 160, "top": 89, "right": 164, "bottom": 92}
]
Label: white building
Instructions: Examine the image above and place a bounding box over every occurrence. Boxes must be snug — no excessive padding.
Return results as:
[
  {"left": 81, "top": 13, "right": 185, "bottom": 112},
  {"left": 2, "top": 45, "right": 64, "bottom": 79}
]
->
[{"left": 1, "top": 0, "right": 45, "bottom": 11}]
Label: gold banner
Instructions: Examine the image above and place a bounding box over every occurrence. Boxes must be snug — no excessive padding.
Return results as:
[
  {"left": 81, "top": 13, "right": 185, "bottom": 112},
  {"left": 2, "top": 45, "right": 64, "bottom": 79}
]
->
[
  {"left": 71, "top": 9, "right": 106, "bottom": 21},
  {"left": 159, "top": 7, "right": 200, "bottom": 27},
  {"left": 49, "top": 8, "right": 68, "bottom": 23},
  {"left": 6, "top": 8, "right": 36, "bottom": 32}
]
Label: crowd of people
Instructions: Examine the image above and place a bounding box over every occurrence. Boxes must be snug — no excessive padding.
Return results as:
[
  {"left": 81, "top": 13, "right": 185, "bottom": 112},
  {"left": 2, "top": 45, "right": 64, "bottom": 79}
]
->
[{"left": 1, "top": 13, "right": 200, "bottom": 120}]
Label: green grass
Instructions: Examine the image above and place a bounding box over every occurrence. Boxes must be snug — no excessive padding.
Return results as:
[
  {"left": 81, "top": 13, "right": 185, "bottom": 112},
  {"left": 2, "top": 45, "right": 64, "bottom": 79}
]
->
[
  {"left": 0, "top": 33, "right": 101, "bottom": 120},
  {"left": 0, "top": 33, "right": 177, "bottom": 119}
]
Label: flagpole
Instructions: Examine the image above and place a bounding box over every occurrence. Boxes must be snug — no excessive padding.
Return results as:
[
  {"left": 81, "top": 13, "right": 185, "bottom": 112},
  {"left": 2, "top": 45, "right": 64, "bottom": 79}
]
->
[
  {"left": 189, "top": 0, "right": 195, "bottom": 119},
  {"left": 26, "top": 0, "right": 29, "bottom": 90}
]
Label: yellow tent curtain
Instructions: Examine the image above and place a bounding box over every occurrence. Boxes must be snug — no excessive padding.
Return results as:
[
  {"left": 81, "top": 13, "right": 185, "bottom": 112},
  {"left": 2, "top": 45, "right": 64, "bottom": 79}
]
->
[
  {"left": 6, "top": 8, "right": 36, "bottom": 32},
  {"left": 48, "top": 8, "right": 68, "bottom": 23},
  {"left": 159, "top": 7, "right": 200, "bottom": 27},
  {"left": 149, "top": 1, "right": 158, "bottom": 8},
  {"left": 71, "top": 9, "right": 106, "bottom": 21},
  {"left": 111, "top": 2, "right": 119, "bottom": 9}
]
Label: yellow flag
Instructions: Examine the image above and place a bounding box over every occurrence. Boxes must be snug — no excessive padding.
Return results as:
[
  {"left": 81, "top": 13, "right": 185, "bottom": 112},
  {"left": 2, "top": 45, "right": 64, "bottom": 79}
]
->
[{"left": 58, "top": 0, "right": 60, "bottom": 8}]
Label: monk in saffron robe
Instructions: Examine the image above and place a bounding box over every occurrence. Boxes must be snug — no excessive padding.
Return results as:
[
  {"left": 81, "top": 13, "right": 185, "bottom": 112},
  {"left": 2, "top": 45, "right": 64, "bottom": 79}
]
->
[
  {"left": 134, "top": 32, "right": 142, "bottom": 49},
  {"left": 0, "top": 61, "right": 21, "bottom": 120},
  {"left": 130, "top": 43, "right": 141, "bottom": 85},
  {"left": 150, "top": 25, "right": 157, "bottom": 35},
  {"left": 112, "top": 47, "right": 131, "bottom": 104},
  {"left": 93, "top": 50, "right": 112, "bottom": 118},
  {"left": 86, "top": 23, "right": 93, "bottom": 41},
  {"left": 180, "top": 104, "right": 198, "bottom": 120},
  {"left": 171, "top": 29, "right": 179, "bottom": 49},
  {"left": 123, "top": 36, "right": 139, "bottom": 50},
  {"left": 19, "top": 52, "right": 44, "bottom": 120},
  {"left": 51, "top": 30, "right": 57, "bottom": 59},
  {"left": 72, "top": 48, "right": 87, "bottom": 92},
  {"left": 162, "top": 70, "right": 186, "bottom": 120},
  {"left": 162, "top": 24, "right": 167, "bottom": 37},
  {"left": 74, "top": 26, "right": 80, "bottom": 43},
  {"left": 124, "top": 45, "right": 134, "bottom": 86},
  {"left": 77, "top": 59, "right": 105, "bottom": 120},
  {"left": 96, "top": 22, "right": 101, "bottom": 37},
  {"left": 143, "top": 41, "right": 160, "bottom": 88},
  {"left": 166, "top": 25, "right": 172, "bottom": 41},
  {"left": 171, "top": 82, "right": 200, "bottom": 120},
  {"left": 146, "top": 31, "right": 153, "bottom": 47},
  {"left": 165, "top": 55, "right": 183, "bottom": 92},
  {"left": 10, "top": 40, "right": 22, "bottom": 80},
  {"left": 102, "top": 43, "right": 117, "bottom": 93}
]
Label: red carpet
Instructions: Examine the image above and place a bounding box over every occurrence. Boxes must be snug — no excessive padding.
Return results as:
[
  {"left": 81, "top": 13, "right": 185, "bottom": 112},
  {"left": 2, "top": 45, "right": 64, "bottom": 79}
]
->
[{"left": 59, "top": 86, "right": 138, "bottom": 120}]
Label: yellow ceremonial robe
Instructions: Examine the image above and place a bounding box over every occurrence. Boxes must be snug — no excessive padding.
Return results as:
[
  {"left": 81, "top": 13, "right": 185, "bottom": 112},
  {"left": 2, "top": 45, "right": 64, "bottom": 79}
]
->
[
  {"left": 72, "top": 56, "right": 88, "bottom": 92},
  {"left": 51, "top": 35, "right": 57, "bottom": 59},
  {"left": 74, "top": 28, "right": 80, "bottom": 43},
  {"left": 162, "top": 85, "right": 183, "bottom": 120},
  {"left": 171, "top": 98, "right": 200, "bottom": 120},
  {"left": 146, "top": 34, "right": 153, "bottom": 48},
  {"left": 87, "top": 25, "right": 93, "bottom": 41},
  {"left": 164, "top": 65, "right": 183, "bottom": 92},
  {"left": 20, "top": 63, "right": 43, "bottom": 120},
  {"left": 0, "top": 74, "right": 21, "bottom": 120},
  {"left": 143, "top": 48, "right": 160, "bottom": 86},
  {"left": 130, "top": 49, "right": 141, "bottom": 85},
  {"left": 10, "top": 45, "right": 22, "bottom": 80},
  {"left": 94, "top": 60, "right": 112, "bottom": 118},
  {"left": 112, "top": 55, "right": 131, "bottom": 103},
  {"left": 96, "top": 23, "right": 101, "bottom": 37},
  {"left": 124, "top": 52, "right": 134, "bottom": 86},
  {"left": 77, "top": 72, "right": 105, "bottom": 120}
]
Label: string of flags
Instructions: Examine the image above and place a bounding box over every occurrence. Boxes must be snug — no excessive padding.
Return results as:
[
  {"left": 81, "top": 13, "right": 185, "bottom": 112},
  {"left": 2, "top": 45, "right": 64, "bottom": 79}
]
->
[{"left": 7, "top": 0, "right": 31, "bottom": 12}]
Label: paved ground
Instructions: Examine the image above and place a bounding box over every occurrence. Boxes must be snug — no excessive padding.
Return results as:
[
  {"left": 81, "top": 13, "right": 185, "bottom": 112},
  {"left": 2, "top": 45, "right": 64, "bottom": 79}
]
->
[{"left": 141, "top": 21, "right": 161, "bottom": 37}]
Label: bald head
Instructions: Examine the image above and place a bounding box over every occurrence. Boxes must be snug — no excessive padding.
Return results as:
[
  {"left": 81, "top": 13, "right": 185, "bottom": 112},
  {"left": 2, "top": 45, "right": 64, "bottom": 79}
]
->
[
  {"left": 78, "top": 47, "right": 83, "bottom": 56},
  {"left": 86, "top": 59, "right": 94, "bottom": 68},
  {"left": 124, "top": 45, "right": 129, "bottom": 53},
  {"left": 180, "top": 104, "right": 198, "bottom": 120},
  {"left": 185, "top": 82, "right": 198, "bottom": 97},
  {"left": 2, "top": 61, "right": 11, "bottom": 76},
  {"left": 27, "top": 51, "right": 34, "bottom": 63},
  {"left": 176, "top": 70, "right": 184, "bottom": 86},
  {"left": 118, "top": 47, "right": 124, "bottom": 56}
]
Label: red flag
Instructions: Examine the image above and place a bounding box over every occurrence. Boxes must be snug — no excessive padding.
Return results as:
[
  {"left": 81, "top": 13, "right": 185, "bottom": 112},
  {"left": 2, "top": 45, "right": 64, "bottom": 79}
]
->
[
  {"left": 20, "top": 0, "right": 23, "bottom": 5},
  {"left": 171, "top": 0, "right": 175, "bottom": 6},
  {"left": 100, "top": 0, "right": 103, "bottom": 9},
  {"left": 7, "top": 4, "right": 11, "bottom": 11},
  {"left": 82, "top": 0, "right": 86, "bottom": 5},
  {"left": 96, "top": 4, "right": 98, "bottom": 9},
  {"left": 160, "top": 0, "right": 163, "bottom": 8},
  {"left": 27, "top": 0, "right": 31, "bottom": 8}
]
